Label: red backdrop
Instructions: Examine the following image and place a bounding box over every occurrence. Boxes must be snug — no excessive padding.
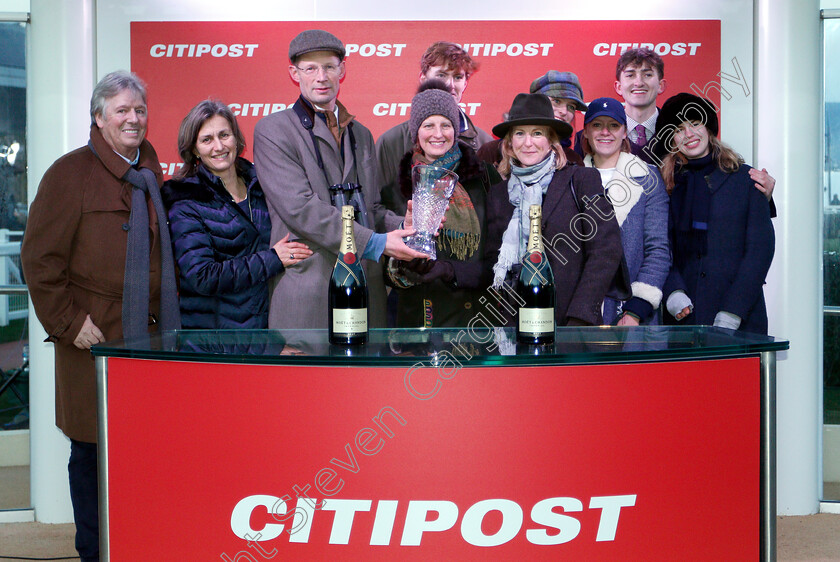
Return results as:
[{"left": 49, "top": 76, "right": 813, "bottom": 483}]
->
[{"left": 130, "top": 20, "right": 721, "bottom": 177}]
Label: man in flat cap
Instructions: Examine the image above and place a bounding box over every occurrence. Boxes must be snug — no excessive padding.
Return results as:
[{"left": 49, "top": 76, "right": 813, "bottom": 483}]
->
[
  {"left": 531, "top": 71, "right": 587, "bottom": 164},
  {"left": 253, "top": 29, "right": 424, "bottom": 330}
]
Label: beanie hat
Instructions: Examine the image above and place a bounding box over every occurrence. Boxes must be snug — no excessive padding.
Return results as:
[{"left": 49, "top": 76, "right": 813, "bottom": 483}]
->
[{"left": 409, "top": 80, "right": 461, "bottom": 143}]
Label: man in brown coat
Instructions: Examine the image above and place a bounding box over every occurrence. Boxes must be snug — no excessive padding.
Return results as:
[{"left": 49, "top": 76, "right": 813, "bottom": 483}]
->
[{"left": 21, "top": 70, "right": 179, "bottom": 562}]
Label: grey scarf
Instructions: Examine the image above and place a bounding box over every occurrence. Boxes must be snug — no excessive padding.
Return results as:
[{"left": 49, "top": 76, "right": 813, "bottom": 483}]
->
[
  {"left": 492, "top": 152, "right": 556, "bottom": 287},
  {"left": 122, "top": 166, "right": 180, "bottom": 339},
  {"left": 89, "top": 141, "right": 181, "bottom": 340}
]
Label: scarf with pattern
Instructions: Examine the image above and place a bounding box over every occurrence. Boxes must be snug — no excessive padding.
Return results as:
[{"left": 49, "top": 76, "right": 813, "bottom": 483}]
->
[{"left": 412, "top": 144, "right": 481, "bottom": 261}]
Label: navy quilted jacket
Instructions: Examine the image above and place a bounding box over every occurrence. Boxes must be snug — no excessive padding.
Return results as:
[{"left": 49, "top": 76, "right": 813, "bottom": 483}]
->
[{"left": 162, "top": 159, "right": 283, "bottom": 328}]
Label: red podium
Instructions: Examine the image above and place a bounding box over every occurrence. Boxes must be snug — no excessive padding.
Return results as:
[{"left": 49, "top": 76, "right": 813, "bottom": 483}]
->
[{"left": 93, "top": 327, "right": 786, "bottom": 561}]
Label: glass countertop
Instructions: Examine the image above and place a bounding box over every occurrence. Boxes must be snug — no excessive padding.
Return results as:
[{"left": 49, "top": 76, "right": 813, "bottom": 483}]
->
[{"left": 90, "top": 326, "right": 789, "bottom": 367}]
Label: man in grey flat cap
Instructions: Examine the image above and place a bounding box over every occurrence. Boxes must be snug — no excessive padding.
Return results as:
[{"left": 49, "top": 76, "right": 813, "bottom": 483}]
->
[{"left": 253, "top": 29, "right": 425, "bottom": 330}]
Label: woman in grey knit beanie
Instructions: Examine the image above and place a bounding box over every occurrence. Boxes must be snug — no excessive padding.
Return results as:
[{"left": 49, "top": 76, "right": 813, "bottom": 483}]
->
[
  {"left": 409, "top": 80, "right": 462, "bottom": 145},
  {"left": 386, "top": 79, "right": 501, "bottom": 328}
]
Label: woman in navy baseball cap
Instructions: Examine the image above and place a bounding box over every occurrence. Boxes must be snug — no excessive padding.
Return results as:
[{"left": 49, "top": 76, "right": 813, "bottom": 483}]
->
[{"left": 581, "top": 97, "right": 671, "bottom": 326}]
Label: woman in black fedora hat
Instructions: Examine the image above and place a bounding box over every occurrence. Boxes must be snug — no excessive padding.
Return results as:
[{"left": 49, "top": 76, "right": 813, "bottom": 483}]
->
[{"left": 484, "top": 93, "right": 624, "bottom": 327}]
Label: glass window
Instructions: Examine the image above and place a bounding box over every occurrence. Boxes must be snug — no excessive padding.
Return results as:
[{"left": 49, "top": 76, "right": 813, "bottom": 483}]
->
[
  {"left": 0, "top": 20, "right": 29, "bottom": 511},
  {"left": 823, "top": 16, "right": 840, "bottom": 502}
]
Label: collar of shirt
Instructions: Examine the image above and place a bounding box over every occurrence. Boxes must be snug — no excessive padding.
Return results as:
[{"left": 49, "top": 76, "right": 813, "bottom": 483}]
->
[
  {"left": 114, "top": 149, "right": 140, "bottom": 166},
  {"left": 626, "top": 108, "right": 659, "bottom": 143},
  {"left": 458, "top": 107, "right": 468, "bottom": 133},
  {"left": 313, "top": 103, "right": 340, "bottom": 123}
]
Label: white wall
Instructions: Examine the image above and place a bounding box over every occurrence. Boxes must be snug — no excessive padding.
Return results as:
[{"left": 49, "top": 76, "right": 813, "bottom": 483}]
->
[
  {"left": 0, "top": 0, "right": 29, "bottom": 13},
  {"left": 757, "top": 0, "right": 822, "bottom": 515}
]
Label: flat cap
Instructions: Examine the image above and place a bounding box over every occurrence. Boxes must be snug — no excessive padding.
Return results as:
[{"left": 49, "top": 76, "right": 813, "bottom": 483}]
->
[
  {"left": 529, "top": 71, "right": 587, "bottom": 111},
  {"left": 289, "top": 29, "right": 345, "bottom": 61}
]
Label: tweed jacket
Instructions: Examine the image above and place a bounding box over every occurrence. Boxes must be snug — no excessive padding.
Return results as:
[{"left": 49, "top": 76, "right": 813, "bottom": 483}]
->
[
  {"left": 253, "top": 97, "right": 401, "bottom": 329},
  {"left": 21, "top": 125, "right": 164, "bottom": 442},
  {"left": 664, "top": 163, "right": 775, "bottom": 334},
  {"left": 484, "top": 164, "right": 624, "bottom": 326},
  {"left": 376, "top": 113, "right": 493, "bottom": 215}
]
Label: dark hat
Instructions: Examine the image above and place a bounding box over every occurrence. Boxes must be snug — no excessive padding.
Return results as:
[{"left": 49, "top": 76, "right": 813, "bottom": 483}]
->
[
  {"left": 410, "top": 80, "right": 461, "bottom": 143},
  {"left": 653, "top": 93, "right": 719, "bottom": 159},
  {"left": 492, "top": 93, "right": 573, "bottom": 140},
  {"left": 584, "top": 97, "right": 626, "bottom": 126},
  {"left": 530, "top": 71, "right": 587, "bottom": 111},
  {"left": 289, "top": 29, "right": 345, "bottom": 61}
]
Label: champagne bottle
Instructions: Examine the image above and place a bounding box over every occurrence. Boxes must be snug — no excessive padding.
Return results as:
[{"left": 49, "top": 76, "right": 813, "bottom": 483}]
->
[
  {"left": 516, "top": 205, "right": 555, "bottom": 344},
  {"left": 329, "top": 206, "right": 368, "bottom": 345}
]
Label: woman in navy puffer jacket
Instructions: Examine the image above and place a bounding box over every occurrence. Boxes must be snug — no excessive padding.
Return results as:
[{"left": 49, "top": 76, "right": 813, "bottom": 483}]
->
[{"left": 162, "top": 100, "right": 312, "bottom": 328}]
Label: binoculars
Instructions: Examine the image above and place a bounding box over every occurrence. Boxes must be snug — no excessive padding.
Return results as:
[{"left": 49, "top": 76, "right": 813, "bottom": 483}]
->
[{"left": 329, "top": 182, "right": 371, "bottom": 229}]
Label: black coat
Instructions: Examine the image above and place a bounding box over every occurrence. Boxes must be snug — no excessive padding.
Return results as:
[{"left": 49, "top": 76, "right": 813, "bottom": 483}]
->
[
  {"left": 484, "top": 164, "right": 624, "bottom": 326},
  {"left": 394, "top": 146, "right": 501, "bottom": 327},
  {"left": 162, "top": 159, "right": 284, "bottom": 329}
]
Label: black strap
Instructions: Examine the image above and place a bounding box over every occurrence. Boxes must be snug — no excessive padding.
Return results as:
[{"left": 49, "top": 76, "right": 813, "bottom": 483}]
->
[
  {"left": 292, "top": 98, "right": 360, "bottom": 185},
  {"left": 346, "top": 122, "right": 359, "bottom": 184}
]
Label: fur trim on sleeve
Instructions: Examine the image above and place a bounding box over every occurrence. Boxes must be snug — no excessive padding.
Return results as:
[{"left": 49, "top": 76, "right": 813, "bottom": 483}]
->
[{"left": 631, "top": 280, "right": 663, "bottom": 308}]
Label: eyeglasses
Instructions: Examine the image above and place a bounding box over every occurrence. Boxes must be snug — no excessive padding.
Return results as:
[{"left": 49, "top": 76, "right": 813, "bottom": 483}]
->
[{"left": 295, "top": 63, "right": 341, "bottom": 77}]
